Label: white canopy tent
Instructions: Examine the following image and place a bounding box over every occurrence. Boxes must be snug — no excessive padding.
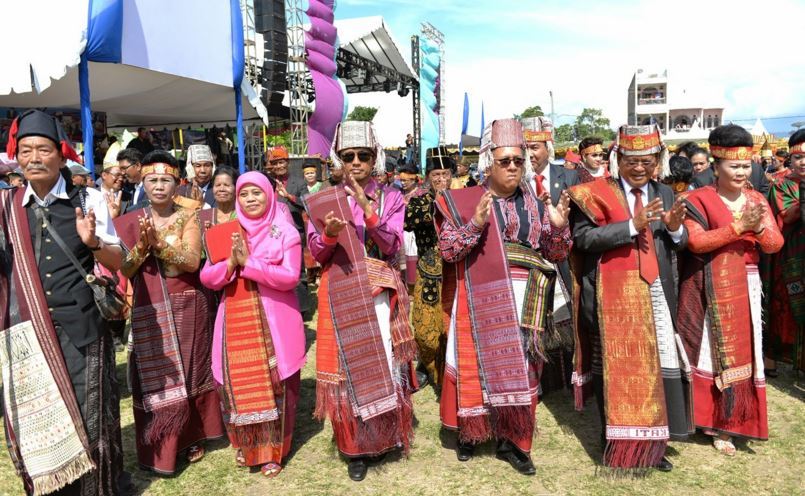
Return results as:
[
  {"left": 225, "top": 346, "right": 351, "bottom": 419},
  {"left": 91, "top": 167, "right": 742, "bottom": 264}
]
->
[{"left": 0, "top": 0, "right": 268, "bottom": 129}]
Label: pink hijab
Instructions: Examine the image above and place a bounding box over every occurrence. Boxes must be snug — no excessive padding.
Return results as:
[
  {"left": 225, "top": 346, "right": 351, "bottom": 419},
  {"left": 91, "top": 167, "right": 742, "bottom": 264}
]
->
[{"left": 235, "top": 171, "right": 292, "bottom": 256}]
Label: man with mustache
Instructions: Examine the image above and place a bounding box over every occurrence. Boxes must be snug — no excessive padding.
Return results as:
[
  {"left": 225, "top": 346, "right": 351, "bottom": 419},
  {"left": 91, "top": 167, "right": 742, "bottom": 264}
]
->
[{"left": 0, "top": 109, "right": 125, "bottom": 494}]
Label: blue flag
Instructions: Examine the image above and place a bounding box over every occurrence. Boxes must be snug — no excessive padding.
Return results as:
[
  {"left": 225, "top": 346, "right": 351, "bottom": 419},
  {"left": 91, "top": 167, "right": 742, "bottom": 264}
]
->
[
  {"left": 480, "top": 101, "right": 485, "bottom": 137},
  {"left": 460, "top": 92, "right": 469, "bottom": 157}
]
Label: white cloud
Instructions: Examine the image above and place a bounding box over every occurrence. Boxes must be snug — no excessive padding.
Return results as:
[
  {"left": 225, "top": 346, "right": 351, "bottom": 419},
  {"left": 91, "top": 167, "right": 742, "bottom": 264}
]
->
[{"left": 338, "top": 0, "right": 805, "bottom": 146}]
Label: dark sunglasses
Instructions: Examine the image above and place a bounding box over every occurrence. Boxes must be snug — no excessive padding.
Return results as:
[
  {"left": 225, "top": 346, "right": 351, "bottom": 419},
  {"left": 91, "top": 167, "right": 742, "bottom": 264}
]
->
[
  {"left": 494, "top": 156, "right": 525, "bottom": 167},
  {"left": 340, "top": 151, "right": 374, "bottom": 163}
]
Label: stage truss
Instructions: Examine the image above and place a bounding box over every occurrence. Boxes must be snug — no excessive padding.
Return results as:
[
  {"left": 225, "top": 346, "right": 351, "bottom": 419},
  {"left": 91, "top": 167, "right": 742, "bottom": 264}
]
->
[{"left": 285, "top": 0, "right": 309, "bottom": 156}]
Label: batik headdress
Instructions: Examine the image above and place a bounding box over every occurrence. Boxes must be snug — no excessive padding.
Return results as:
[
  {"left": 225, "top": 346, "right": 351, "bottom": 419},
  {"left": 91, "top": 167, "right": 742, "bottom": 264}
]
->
[
  {"left": 609, "top": 123, "right": 670, "bottom": 179},
  {"left": 329, "top": 120, "right": 386, "bottom": 177},
  {"left": 520, "top": 116, "right": 555, "bottom": 162},
  {"left": 185, "top": 144, "right": 215, "bottom": 181},
  {"left": 477, "top": 118, "right": 533, "bottom": 181}
]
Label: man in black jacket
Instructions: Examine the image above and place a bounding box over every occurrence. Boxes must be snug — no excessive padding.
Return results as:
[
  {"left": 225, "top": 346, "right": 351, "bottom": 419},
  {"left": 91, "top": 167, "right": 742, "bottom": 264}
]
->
[
  {"left": 568, "top": 124, "right": 690, "bottom": 472},
  {"left": 521, "top": 115, "right": 579, "bottom": 392}
]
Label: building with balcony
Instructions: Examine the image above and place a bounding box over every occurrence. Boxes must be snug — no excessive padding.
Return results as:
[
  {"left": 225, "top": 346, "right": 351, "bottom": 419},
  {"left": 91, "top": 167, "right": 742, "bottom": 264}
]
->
[{"left": 627, "top": 69, "right": 725, "bottom": 142}]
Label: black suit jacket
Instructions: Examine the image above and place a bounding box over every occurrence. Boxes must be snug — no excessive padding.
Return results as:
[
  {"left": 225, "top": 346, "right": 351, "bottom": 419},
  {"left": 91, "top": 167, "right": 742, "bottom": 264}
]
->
[
  {"left": 279, "top": 177, "right": 309, "bottom": 234},
  {"left": 124, "top": 198, "right": 150, "bottom": 213},
  {"left": 548, "top": 162, "right": 580, "bottom": 205},
  {"left": 176, "top": 182, "right": 216, "bottom": 208},
  {"left": 691, "top": 162, "right": 769, "bottom": 195},
  {"left": 545, "top": 163, "right": 579, "bottom": 295},
  {"left": 571, "top": 179, "right": 687, "bottom": 338}
]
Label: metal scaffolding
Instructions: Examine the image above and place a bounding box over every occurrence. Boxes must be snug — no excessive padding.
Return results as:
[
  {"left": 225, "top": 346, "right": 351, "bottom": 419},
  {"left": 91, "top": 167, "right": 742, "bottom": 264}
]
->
[
  {"left": 420, "top": 22, "right": 445, "bottom": 145},
  {"left": 285, "top": 0, "right": 309, "bottom": 156},
  {"left": 411, "top": 35, "right": 421, "bottom": 168}
]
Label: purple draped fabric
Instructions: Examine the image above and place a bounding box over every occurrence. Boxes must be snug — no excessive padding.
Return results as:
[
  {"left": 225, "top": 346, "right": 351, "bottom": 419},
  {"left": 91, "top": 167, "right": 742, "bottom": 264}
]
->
[{"left": 305, "top": 0, "right": 344, "bottom": 157}]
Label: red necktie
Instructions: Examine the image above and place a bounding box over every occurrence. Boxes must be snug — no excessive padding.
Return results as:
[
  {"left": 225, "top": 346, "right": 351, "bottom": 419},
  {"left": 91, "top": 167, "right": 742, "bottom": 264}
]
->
[
  {"left": 535, "top": 175, "right": 546, "bottom": 197},
  {"left": 632, "top": 189, "right": 659, "bottom": 284}
]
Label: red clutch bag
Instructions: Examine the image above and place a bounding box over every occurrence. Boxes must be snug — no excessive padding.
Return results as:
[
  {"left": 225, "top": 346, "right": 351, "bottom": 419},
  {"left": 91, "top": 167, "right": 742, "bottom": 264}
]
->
[{"left": 204, "top": 220, "right": 241, "bottom": 263}]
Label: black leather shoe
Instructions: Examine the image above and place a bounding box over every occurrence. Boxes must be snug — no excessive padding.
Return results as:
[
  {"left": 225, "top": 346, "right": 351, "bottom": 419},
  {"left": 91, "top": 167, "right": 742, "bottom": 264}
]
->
[
  {"left": 496, "top": 442, "right": 536, "bottom": 476},
  {"left": 456, "top": 442, "right": 474, "bottom": 462},
  {"left": 416, "top": 370, "right": 429, "bottom": 390},
  {"left": 656, "top": 456, "right": 673, "bottom": 472},
  {"left": 347, "top": 458, "right": 368, "bottom": 481}
]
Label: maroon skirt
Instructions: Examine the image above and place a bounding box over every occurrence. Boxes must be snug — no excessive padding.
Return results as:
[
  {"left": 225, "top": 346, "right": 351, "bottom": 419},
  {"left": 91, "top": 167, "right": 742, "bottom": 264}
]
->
[{"left": 130, "top": 274, "right": 225, "bottom": 474}]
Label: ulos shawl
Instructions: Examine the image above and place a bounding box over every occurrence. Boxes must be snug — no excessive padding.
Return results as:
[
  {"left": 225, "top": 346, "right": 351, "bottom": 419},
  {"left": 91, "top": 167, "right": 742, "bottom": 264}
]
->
[{"left": 567, "top": 178, "right": 669, "bottom": 468}]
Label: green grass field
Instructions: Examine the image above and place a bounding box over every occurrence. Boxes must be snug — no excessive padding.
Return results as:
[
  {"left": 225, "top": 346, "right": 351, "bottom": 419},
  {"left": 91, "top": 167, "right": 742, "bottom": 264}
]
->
[{"left": 1, "top": 321, "right": 803, "bottom": 495}]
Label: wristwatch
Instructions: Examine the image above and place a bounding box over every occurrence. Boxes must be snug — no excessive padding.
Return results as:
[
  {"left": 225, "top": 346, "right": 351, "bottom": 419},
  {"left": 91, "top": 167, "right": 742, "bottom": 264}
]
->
[{"left": 88, "top": 238, "right": 103, "bottom": 251}]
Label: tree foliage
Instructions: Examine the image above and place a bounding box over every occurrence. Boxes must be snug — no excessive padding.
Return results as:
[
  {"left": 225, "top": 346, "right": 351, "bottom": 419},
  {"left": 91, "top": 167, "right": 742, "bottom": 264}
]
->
[
  {"left": 555, "top": 124, "right": 575, "bottom": 143},
  {"left": 347, "top": 106, "right": 379, "bottom": 122},
  {"left": 574, "top": 108, "right": 615, "bottom": 140},
  {"left": 514, "top": 105, "right": 545, "bottom": 120},
  {"left": 268, "top": 130, "right": 292, "bottom": 148}
]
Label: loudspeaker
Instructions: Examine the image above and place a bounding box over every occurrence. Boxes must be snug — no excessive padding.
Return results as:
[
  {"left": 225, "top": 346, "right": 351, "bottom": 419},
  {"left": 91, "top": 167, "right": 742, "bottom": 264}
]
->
[{"left": 253, "top": 0, "right": 288, "bottom": 118}]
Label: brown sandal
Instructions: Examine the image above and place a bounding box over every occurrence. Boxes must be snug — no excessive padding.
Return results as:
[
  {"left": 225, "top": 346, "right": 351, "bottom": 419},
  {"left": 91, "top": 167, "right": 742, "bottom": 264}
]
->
[
  {"left": 187, "top": 445, "right": 205, "bottom": 463},
  {"left": 235, "top": 449, "right": 246, "bottom": 467}
]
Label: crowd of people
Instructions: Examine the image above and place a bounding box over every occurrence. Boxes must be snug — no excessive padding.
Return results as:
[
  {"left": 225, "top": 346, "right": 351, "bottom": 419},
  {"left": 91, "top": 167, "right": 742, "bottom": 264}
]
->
[{"left": 0, "top": 108, "right": 802, "bottom": 495}]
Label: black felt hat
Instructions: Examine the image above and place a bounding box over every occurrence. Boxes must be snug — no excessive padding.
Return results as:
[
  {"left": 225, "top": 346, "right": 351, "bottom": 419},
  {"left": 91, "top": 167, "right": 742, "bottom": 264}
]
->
[
  {"left": 424, "top": 145, "right": 456, "bottom": 175},
  {"left": 6, "top": 109, "right": 81, "bottom": 163}
]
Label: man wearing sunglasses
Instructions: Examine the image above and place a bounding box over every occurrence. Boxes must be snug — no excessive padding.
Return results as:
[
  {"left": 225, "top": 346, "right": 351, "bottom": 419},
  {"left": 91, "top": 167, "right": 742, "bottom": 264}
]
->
[
  {"left": 435, "top": 118, "right": 572, "bottom": 475},
  {"left": 306, "top": 121, "right": 416, "bottom": 482},
  {"left": 98, "top": 161, "right": 132, "bottom": 219}
]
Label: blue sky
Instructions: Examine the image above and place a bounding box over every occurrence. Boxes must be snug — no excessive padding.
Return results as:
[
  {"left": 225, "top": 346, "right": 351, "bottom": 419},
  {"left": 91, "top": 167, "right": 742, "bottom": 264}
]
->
[{"left": 335, "top": 0, "right": 805, "bottom": 145}]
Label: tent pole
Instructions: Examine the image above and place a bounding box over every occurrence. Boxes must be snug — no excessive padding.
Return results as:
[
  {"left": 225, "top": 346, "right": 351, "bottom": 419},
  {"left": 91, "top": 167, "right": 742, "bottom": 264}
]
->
[{"left": 79, "top": 55, "right": 94, "bottom": 173}]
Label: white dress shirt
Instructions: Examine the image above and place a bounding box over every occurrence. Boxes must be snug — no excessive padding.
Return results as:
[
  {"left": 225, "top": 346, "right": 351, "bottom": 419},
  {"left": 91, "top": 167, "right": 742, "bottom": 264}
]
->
[
  {"left": 22, "top": 174, "right": 120, "bottom": 245},
  {"left": 621, "top": 178, "right": 683, "bottom": 243},
  {"left": 132, "top": 182, "right": 144, "bottom": 204}
]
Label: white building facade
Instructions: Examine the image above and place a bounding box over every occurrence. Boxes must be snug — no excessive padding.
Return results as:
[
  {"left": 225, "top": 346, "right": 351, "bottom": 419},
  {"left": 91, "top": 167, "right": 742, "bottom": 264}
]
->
[{"left": 627, "top": 69, "right": 725, "bottom": 141}]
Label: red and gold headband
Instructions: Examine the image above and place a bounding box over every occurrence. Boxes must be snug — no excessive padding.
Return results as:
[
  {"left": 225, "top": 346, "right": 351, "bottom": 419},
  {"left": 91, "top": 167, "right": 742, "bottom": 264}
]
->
[
  {"left": 710, "top": 146, "right": 753, "bottom": 160},
  {"left": 399, "top": 172, "right": 419, "bottom": 180},
  {"left": 619, "top": 133, "right": 661, "bottom": 152},
  {"left": 523, "top": 130, "right": 553, "bottom": 143},
  {"left": 141, "top": 162, "right": 179, "bottom": 178},
  {"left": 789, "top": 143, "right": 805, "bottom": 155},
  {"left": 581, "top": 144, "right": 603, "bottom": 156}
]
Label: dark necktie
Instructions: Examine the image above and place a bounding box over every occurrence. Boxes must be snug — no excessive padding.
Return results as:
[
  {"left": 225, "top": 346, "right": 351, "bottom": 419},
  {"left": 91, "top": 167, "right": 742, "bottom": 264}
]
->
[{"left": 632, "top": 188, "right": 659, "bottom": 284}]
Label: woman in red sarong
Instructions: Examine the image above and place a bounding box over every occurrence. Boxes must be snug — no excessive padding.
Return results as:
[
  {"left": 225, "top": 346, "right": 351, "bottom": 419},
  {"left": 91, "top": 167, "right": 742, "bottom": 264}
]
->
[
  {"left": 116, "top": 151, "right": 225, "bottom": 475},
  {"left": 677, "top": 125, "right": 783, "bottom": 457}
]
